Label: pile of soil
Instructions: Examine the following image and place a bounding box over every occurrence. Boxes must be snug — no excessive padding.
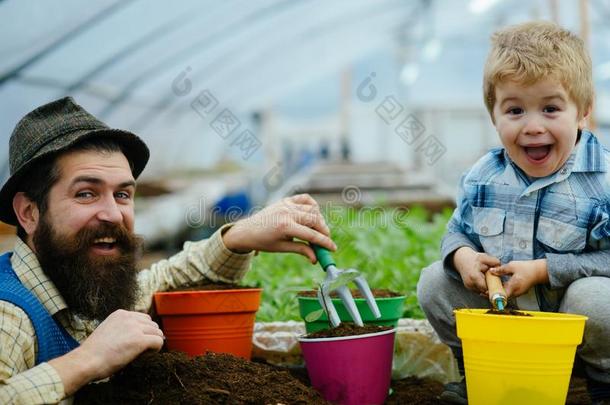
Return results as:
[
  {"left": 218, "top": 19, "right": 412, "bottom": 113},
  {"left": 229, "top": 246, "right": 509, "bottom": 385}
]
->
[
  {"left": 304, "top": 323, "right": 391, "bottom": 338},
  {"left": 75, "top": 351, "right": 592, "bottom": 405},
  {"left": 75, "top": 351, "right": 328, "bottom": 405},
  {"left": 298, "top": 288, "right": 402, "bottom": 298}
]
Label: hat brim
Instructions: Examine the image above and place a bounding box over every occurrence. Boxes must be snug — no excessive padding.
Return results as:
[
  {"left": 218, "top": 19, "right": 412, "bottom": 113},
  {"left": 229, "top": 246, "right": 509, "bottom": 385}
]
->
[{"left": 0, "top": 128, "right": 149, "bottom": 226}]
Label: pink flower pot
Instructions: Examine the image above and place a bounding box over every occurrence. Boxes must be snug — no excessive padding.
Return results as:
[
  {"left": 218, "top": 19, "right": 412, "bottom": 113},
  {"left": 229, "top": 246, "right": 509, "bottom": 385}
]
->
[{"left": 298, "top": 328, "right": 396, "bottom": 405}]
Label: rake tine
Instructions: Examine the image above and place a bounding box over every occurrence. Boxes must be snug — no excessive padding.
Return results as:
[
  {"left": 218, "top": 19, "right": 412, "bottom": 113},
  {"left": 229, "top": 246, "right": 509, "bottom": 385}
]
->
[
  {"left": 318, "top": 286, "right": 341, "bottom": 327},
  {"left": 337, "top": 285, "right": 363, "bottom": 326},
  {"left": 353, "top": 275, "right": 381, "bottom": 319}
]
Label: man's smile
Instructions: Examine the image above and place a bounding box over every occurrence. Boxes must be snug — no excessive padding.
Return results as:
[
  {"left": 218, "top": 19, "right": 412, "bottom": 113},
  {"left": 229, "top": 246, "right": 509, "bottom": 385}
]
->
[{"left": 92, "top": 237, "right": 119, "bottom": 255}]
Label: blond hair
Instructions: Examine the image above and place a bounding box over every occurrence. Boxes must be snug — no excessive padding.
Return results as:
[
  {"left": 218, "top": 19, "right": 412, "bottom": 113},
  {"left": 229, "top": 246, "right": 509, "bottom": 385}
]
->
[{"left": 483, "top": 21, "right": 593, "bottom": 119}]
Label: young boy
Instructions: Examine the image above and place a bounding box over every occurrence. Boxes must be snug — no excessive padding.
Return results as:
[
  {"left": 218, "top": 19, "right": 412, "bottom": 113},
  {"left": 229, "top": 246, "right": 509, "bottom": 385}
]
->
[{"left": 417, "top": 21, "right": 610, "bottom": 404}]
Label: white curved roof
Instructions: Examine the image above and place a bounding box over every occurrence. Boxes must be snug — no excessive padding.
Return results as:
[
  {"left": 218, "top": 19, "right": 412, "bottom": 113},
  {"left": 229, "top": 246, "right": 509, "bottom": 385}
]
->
[{"left": 1, "top": 0, "right": 608, "bottom": 180}]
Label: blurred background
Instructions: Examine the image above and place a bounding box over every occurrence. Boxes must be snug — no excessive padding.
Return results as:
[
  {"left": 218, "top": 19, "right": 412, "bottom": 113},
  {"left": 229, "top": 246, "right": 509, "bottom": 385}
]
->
[{"left": 0, "top": 0, "right": 609, "bottom": 318}]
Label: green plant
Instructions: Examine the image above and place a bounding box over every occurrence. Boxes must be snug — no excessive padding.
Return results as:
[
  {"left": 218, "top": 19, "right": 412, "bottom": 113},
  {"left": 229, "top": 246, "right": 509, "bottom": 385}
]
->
[{"left": 244, "top": 205, "right": 452, "bottom": 321}]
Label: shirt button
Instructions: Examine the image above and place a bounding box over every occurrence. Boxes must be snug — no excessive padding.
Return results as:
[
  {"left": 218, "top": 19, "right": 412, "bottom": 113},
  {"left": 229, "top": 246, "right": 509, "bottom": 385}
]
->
[
  {"left": 481, "top": 226, "right": 489, "bottom": 235},
  {"left": 519, "top": 240, "right": 527, "bottom": 249},
  {"left": 560, "top": 168, "right": 568, "bottom": 175}
]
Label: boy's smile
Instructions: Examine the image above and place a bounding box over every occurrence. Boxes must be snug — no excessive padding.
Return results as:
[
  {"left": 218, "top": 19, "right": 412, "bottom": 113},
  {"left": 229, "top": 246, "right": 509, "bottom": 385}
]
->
[{"left": 492, "top": 79, "right": 589, "bottom": 178}]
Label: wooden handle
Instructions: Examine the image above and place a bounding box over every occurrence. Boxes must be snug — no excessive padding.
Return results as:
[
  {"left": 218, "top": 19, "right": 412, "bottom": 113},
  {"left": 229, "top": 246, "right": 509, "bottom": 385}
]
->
[{"left": 485, "top": 271, "right": 506, "bottom": 302}]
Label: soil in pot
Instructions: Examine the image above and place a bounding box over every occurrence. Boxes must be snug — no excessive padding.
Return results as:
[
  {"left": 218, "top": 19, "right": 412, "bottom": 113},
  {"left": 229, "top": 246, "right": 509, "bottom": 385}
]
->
[
  {"left": 298, "top": 288, "right": 402, "bottom": 298},
  {"left": 303, "top": 323, "right": 392, "bottom": 339},
  {"left": 485, "top": 308, "right": 532, "bottom": 316},
  {"left": 167, "top": 282, "right": 258, "bottom": 292},
  {"left": 75, "top": 351, "right": 328, "bottom": 405}
]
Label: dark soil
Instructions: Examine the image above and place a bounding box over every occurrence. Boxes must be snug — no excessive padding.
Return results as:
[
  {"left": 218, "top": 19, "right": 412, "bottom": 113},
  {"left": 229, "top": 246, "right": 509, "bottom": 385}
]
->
[
  {"left": 272, "top": 363, "right": 592, "bottom": 404},
  {"left": 298, "top": 288, "right": 402, "bottom": 298},
  {"left": 303, "top": 323, "right": 392, "bottom": 339},
  {"left": 384, "top": 375, "right": 590, "bottom": 404},
  {"left": 75, "top": 351, "right": 328, "bottom": 405},
  {"left": 167, "top": 282, "right": 258, "bottom": 292},
  {"left": 262, "top": 363, "right": 445, "bottom": 404},
  {"left": 75, "top": 351, "right": 592, "bottom": 405},
  {"left": 486, "top": 309, "right": 532, "bottom": 316},
  {"left": 387, "top": 377, "right": 445, "bottom": 404}
]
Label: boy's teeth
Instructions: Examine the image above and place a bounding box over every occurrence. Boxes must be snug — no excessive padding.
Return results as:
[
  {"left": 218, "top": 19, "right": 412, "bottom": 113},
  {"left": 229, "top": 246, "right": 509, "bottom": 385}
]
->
[{"left": 524, "top": 145, "right": 551, "bottom": 160}]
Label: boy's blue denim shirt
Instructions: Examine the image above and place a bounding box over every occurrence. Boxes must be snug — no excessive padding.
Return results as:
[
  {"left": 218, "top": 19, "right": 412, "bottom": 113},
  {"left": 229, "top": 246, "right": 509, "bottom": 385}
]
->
[{"left": 442, "top": 130, "right": 610, "bottom": 311}]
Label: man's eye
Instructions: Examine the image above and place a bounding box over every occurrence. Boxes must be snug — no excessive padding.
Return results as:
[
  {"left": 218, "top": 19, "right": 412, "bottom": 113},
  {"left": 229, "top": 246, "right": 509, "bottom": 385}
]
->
[
  {"left": 543, "top": 105, "right": 559, "bottom": 113},
  {"left": 76, "top": 191, "right": 94, "bottom": 198},
  {"left": 116, "top": 191, "right": 132, "bottom": 199},
  {"left": 507, "top": 107, "right": 523, "bottom": 115}
]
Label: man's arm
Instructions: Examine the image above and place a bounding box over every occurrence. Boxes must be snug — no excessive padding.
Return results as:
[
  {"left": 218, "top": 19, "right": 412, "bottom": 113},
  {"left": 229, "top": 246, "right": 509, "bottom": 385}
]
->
[
  {"left": 0, "top": 302, "right": 67, "bottom": 404},
  {"left": 49, "top": 309, "right": 163, "bottom": 396},
  {"left": 134, "top": 194, "right": 336, "bottom": 313},
  {"left": 134, "top": 224, "right": 253, "bottom": 312},
  {"left": 1, "top": 304, "right": 163, "bottom": 403},
  {"left": 221, "top": 194, "right": 335, "bottom": 262}
]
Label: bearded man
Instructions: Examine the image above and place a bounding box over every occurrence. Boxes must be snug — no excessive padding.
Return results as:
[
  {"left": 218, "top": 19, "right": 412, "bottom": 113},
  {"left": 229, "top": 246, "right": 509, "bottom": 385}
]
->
[{"left": 0, "top": 97, "right": 335, "bottom": 404}]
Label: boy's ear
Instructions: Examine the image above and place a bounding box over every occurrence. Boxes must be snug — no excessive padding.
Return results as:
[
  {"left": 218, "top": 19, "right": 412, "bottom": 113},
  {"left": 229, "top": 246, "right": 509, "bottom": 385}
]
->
[
  {"left": 578, "top": 105, "right": 593, "bottom": 130},
  {"left": 13, "top": 192, "right": 40, "bottom": 236}
]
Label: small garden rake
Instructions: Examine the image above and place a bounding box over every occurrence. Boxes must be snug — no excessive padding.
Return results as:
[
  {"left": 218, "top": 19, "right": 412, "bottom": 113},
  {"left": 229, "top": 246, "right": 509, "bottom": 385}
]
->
[{"left": 312, "top": 244, "right": 381, "bottom": 327}]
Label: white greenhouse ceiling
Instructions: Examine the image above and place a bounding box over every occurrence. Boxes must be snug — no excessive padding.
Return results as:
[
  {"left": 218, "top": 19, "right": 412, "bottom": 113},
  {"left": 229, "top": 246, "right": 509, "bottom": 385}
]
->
[{"left": 1, "top": 0, "right": 609, "bottom": 178}]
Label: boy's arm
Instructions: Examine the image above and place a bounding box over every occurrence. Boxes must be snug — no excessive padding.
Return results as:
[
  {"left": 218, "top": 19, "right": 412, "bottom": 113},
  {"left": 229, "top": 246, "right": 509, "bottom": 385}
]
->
[
  {"left": 545, "top": 249, "right": 610, "bottom": 288},
  {"left": 441, "top": 232, "right": 481, "bottom": 279},
  {"left": 490, "top": 250, "right": 610, "bottom": 298},
  {"left": 441, "top": 175, "right": 483, "bottom": 280},
  {"left": 541, "top": 203, "right": 610, "bottom": 289}
]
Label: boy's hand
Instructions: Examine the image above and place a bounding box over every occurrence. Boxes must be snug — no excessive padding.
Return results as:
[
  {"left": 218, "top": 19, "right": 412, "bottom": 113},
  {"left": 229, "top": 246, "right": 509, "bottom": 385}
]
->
[
  {"left": 489, "top": 259, "right": 548, "bottom": 298},
  {"left": 453, "top": 247, "right": 501, "bottom": 294}
]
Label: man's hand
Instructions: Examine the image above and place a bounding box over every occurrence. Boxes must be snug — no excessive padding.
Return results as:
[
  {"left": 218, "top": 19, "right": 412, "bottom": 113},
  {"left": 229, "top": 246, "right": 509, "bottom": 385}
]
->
[
  {"left": 453, "top": 247, "right": 501, "bottom": 294},
  {"left": 222, "top": 194, "right": 336, "bottom": 263},
  {"left": 49, "top": 310, "right": 164, "bottom": 396},
  {"left": 489, "top": 259, "right": 548, "bottom": 298}
]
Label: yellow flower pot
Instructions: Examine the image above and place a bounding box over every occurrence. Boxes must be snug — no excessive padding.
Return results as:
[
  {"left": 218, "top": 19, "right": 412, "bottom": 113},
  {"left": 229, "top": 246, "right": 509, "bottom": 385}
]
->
[{"left": 455, "top": 309, "right": 587, "bottom": 405}]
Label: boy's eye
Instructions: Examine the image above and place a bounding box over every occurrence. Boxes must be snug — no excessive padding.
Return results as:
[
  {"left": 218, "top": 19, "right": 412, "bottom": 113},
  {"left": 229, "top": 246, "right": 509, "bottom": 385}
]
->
[
  {"left": 507, "top": 107, "right": 523, "bottom": 115},
  {"left": 543, "top": 105, "right": 559, "bottom": 113}
]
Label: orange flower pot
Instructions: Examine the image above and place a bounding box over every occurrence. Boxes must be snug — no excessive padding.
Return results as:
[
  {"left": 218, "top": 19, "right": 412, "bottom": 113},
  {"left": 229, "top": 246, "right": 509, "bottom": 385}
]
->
[{"left": 153, "top": 288, "right": 262, "bottom": 359}]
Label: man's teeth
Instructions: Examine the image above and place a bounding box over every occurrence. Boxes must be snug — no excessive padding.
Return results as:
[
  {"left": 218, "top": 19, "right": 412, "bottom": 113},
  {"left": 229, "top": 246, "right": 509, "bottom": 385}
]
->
[{"left": 94, "top": 237, "right": 116, "bottom": 244}]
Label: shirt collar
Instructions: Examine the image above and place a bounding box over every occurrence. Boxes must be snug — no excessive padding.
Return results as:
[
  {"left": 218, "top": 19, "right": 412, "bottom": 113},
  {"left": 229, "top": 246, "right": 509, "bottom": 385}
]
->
[
  {"left": 9, "top": 238, "right": 68, "bottom": 316},
  {"left": 500, "top": 130, "right": 606, "bottom": 196},
  {"left": 571, "top": 130, "right": 607, "bottom": 173}
]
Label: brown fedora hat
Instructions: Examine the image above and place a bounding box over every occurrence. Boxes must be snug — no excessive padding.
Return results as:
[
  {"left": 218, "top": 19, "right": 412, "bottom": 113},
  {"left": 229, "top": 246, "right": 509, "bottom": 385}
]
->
[{"left": 0, "top": 97, "right": 149, "bottom": 225}]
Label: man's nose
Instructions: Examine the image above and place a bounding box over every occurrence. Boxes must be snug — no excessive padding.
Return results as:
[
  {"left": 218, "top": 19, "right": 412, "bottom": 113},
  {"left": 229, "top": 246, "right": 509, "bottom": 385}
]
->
[
  {"left": 523, "top": 114, "right": 545, "bottom": 135},
  {"left": 96, "top": 195, "right": 123, "bottom": 223}
]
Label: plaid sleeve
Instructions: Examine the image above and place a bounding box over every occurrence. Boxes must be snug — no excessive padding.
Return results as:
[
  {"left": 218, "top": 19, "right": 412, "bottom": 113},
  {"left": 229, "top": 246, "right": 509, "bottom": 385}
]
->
[
  {"left": 0, "top": 363, "right": 65, "bottom": 405},
  {"left": 440, "top": 173, "right": 483, "bottom": 278},
  {"left": 134, "top": 224, "right": 254, "bottom": 312},
  {"left": 0, "top": 301, "right": 65, "bottom": 404}
]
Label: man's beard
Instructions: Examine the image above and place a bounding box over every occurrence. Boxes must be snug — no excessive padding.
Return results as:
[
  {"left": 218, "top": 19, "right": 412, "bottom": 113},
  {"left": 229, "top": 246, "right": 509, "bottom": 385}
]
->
[{"left": 33, "top": 216, "right": 142, "bottom": 321}]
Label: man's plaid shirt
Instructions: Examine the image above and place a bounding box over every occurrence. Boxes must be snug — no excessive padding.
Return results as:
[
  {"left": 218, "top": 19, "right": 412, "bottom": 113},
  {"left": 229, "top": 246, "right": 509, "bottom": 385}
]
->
[{"left": 0, "top": 225, "right": 252, "bottom": 404}]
